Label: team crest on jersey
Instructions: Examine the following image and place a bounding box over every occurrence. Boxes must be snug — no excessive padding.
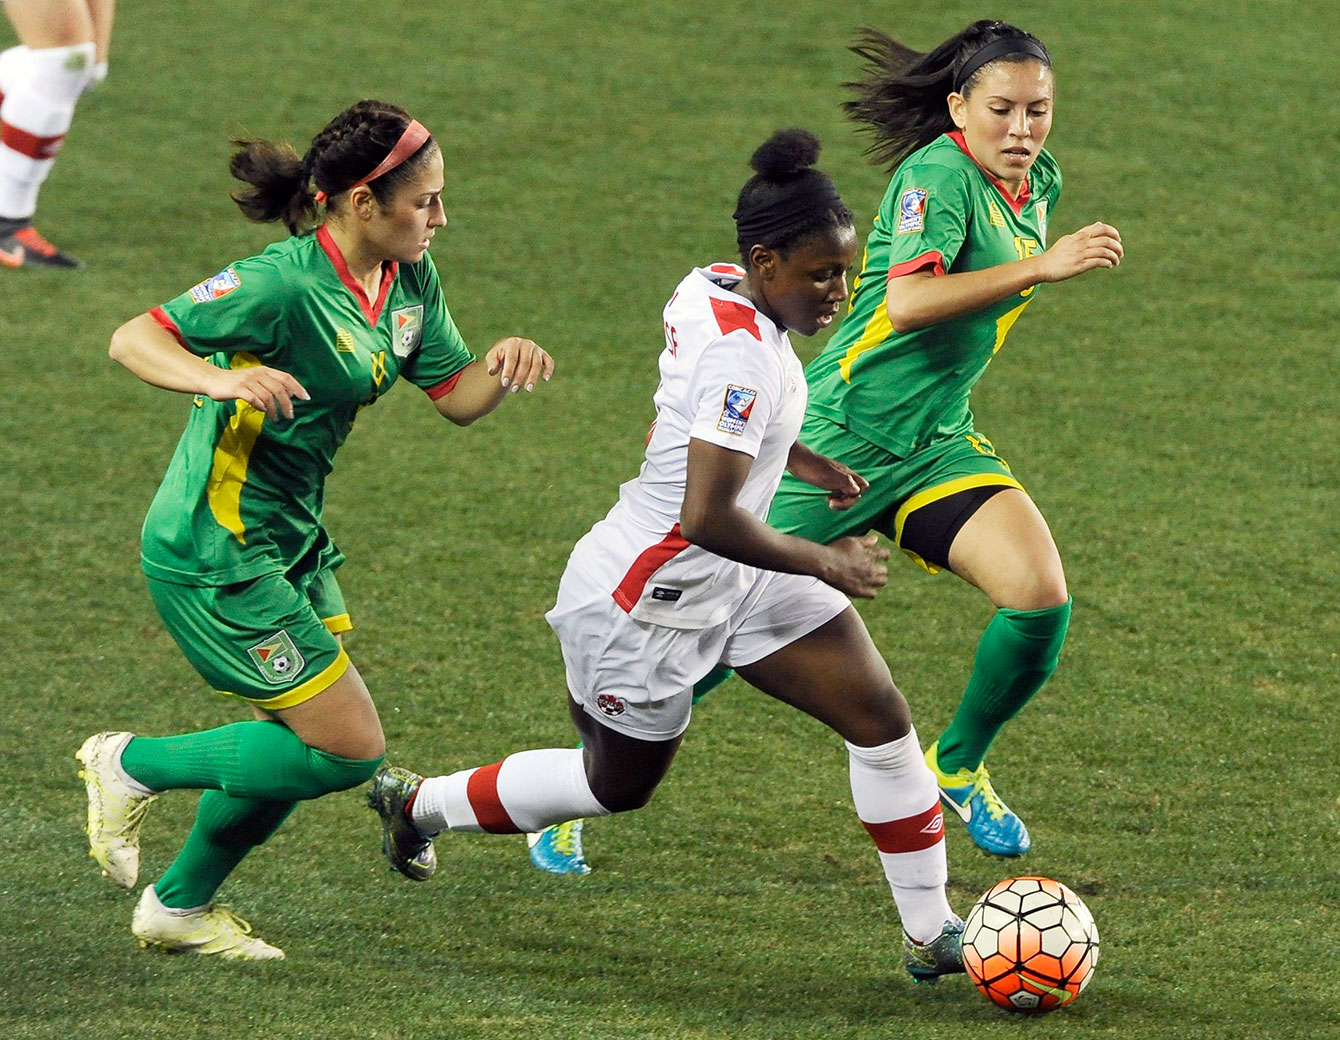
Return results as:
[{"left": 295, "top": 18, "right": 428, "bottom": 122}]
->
[
  {"left": 390, "top": 305, "right": 424, "bottom": 358},
  {"left": 188, "top": 267, "right": 242, "bottom": 303},
  {"left": 247, "top": 630, "right": 305, "bottom": 685},
  {"left": 1035, "top": 199, "right": 1049, "bottom": 244},
  {"left": 897, "top": 188, "right": 928, "bottom": 234},
  {"left": 717, "top": 384, "right": 757, "bottom": 436},
  {"left": 335, "top": 327, "right": 356, "bottom": 353},
  {"left": 988, "top": 199, "right": 1007, "bottom": 228}
]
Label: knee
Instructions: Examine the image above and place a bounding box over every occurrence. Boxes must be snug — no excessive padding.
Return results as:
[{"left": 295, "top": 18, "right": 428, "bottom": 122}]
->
[
  {"left": 998, "top": 568, "right": 1068, "bottom": 611},
  {"left": 587, "top": 774, "right": 659, "bottom": 815},
  {"left": 836, "top": 683, "right": 912, "bottom": 748}
]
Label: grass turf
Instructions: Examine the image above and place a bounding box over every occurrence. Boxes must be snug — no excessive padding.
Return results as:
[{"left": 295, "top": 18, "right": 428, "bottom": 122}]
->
[{"left": 2, "top": 1, "right": 1336, "bottom": 1037}]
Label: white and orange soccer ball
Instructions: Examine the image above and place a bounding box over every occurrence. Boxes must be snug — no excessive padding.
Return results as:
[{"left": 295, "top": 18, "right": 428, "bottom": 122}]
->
[{"left": 962, "top": 876, "right": 1099, "bottom": 1014}]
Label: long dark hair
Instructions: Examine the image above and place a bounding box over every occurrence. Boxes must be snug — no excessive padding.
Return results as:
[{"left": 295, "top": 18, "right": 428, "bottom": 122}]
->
[
  {"left": 229, "top": 100, "right": 437, "bottom": 235},
  {"left": 843, "top": 20, "right": 1051, "bottom": 173}
]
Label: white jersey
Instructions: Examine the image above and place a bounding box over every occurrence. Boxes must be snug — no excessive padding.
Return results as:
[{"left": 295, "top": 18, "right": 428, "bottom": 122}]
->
[{"left": 556, "top": 263, "right": 808, "bottom": 629}]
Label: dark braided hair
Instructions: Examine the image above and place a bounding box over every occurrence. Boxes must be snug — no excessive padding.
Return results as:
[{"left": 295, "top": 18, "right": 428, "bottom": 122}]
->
[
  {"left": 843, "top": 20, "right": 1051, "bottom": 173},
  {"left": 230, "top": 100, "right": 437, "bottom": 235},
  {"left": 734, "top": 128, "right": 853, "bottom": 266}
]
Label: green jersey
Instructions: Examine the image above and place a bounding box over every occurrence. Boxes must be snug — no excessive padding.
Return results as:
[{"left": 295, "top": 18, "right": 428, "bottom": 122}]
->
[
  {"left": 806, "top": 132, "right": 1062, "bottom": 457},
  {"left": 141, "top": 225, "right": 474, "bottom": 586}
]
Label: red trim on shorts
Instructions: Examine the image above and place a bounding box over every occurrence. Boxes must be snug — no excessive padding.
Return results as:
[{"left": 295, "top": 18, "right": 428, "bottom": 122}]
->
[
  {"left": 946, "top": 130, "right": 1031, "bottom": 215},
  {"left": 709, "top": 297, "right": 761, "bottom": 341},
  {"left": 612, "top": 524, "right": 691, "bottom": 612},
  {"left": 316, "top": 224, "right": 399, "bottom": 326},
  {"left": 1, "top": 123, "right": 64, "bottom": 160},
  {"left": 149, "top": 306, "right": 189, "bottom": 348},
  {"left": 424, "top": 367, "right": 466, "bottom": 400},
  {"left": 888, "top": 251, "right": 946, "bottom": 280},
  {"left": 862, "top": 802, "right": 946, "bottom": 853},
  {"left": 465, "top": 761, "right": 520, "bottom": 834}
]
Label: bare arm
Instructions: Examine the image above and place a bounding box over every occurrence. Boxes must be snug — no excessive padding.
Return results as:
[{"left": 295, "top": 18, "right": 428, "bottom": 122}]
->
[
  {"left": 786, "top": 440, "right": 868, "bottom": 511},
  {"left": 886, "top": 221, "right": 1124, "bottom": 333},
  {"left": 109, "top": 312, "right": 308, "bottom": 420},
  {"left": 432, "top": 336, "right": 553, "bottom": 427},
  {"left": 681, "top": 439, "right": 888, "bottom": 599}
]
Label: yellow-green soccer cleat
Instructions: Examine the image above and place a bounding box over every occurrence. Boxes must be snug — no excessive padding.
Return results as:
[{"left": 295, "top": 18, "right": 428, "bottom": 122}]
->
[
  {"left": 366, "top": 764, "right": 437, "bottom": 881},
  {"left": 925, "top": 741, "right": 1031, "bottom": 857},
  {"left": 527, "top": 819, "right": 591, "bottom": 875},
  {"left": 903, "top": 915, "right": 966, "bottom": 984},
  {"left": 75, "top": 732, "right": 158, "bottom": 889},
  {"left": 131, "top": 886, "right": 284, "bottom": 960}
]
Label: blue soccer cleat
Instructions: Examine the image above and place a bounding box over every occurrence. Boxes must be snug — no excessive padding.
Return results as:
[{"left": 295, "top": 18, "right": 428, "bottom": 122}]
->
[
  {"left": 527, "top": 819, "right": 591, "bottom": 875},
  {"left": 903, "top": 915, "right": 966, "bottom": 984},
  {"left": 925, "top": 741, "right": 1031, "bottom": 857}
]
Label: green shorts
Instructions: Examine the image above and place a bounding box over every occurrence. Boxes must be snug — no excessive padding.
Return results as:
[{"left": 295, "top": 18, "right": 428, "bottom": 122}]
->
[
  {"left": 770, "top": 414, "right": 1024, "bottom": 573},
  {"left": 145, "top": 558, "right": 353, "bottom": 708}
]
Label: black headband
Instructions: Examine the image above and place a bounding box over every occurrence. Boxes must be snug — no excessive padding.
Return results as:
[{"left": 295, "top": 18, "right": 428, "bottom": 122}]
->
[
  {"left": 953, "top": 36, "right": 1050, "bottom": 92},
  {"left": 733, "top": 174, "right": 845, "bottom": 244}
]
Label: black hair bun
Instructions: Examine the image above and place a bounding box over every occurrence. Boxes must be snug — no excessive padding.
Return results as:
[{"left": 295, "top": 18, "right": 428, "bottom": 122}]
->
[{"left": 749, "top": 128, "right": 821, "bottom": 180}]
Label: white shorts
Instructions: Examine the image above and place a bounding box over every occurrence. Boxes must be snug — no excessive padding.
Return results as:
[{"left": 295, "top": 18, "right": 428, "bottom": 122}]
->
[{"left": 546, "top": 568, "right": 849, "bottom": 741}]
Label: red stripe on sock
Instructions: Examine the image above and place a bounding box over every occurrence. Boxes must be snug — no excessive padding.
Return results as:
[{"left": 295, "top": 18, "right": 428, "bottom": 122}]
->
[
  {"left": 465, "top": 761, "right": 520, "bottom": 834},
  {"left": 1, "top": 123, "right": 65, "bottom": 160},
  {"left": 862, "top": 802, "right": 945, "bottom": 854}
]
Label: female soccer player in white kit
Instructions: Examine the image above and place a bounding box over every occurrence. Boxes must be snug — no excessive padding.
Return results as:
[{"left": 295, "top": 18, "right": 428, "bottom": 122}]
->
[{"left": 369, "top": 129, "right": 966, "bottom": 983}]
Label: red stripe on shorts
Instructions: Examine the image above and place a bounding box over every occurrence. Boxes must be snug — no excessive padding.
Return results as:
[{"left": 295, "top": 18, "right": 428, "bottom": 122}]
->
[
  {"left": 465, "top": 761, "right": 520, "bottom": 834},
  {"left": 1, "top": 123, "right": 65, "bottom": 160},
  {"left": 611, "top": 523, "right": 690, "bottom": 612},
  {"left": 862, "top": 802, "right": 945, "bottom": 853}
]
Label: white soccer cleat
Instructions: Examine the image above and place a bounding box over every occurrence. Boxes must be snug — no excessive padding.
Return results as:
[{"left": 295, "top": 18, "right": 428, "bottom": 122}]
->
[
  {"left": 75, "top": 732, "right": 157, "bottom": 889},
  {"left": 131, "top": 886, "right": 285, "bottom": 960}
]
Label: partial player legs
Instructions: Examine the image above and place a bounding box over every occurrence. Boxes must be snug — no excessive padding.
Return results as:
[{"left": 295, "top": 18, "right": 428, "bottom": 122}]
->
[
  {"left": 737, "top": 608, "right": 963, "bottom": 977},
  {"left": 935, "top": 487, "right": 1070, "bottom": 855}
]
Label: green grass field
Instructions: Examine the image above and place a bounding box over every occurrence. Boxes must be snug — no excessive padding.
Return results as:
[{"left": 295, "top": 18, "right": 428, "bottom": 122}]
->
[{"left": 3, "top": 1, "right": 1337, "bottom": 1036}]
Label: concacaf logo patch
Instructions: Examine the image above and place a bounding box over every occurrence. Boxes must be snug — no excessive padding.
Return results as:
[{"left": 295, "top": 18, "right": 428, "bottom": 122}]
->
[
  {"left": 247, "top": 630, "right": 306, "bottom": 685},
  {"left": 717, "top": 384, "right": 757, "bottom": 436},
  {"left": 390, "top": 305, "right": 424, "bottom": 358},
  {"left": 897, "top": 188, "right": 928, "bottom": 234},
  {"left": 189, "top": 267, "right": 242, "bottom": 303}
]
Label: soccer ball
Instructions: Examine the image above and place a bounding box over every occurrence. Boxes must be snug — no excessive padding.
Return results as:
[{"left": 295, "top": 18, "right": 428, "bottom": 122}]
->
[{"left": 962, "top": 876, "right": 1099, "bottom": 1013}]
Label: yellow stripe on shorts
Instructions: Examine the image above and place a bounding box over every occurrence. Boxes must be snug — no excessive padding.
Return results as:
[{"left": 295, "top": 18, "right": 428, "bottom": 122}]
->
[
  {"left": 893, "top": 473, "right": 1025, "bottom": 573},
  {"left": 218, "top": 646, "right": 352, "bottom": 710}
]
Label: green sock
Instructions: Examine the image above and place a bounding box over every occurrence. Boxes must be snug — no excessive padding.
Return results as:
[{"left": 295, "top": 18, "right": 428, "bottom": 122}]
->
[
  {"left": 936, "top": 597, "right": 1072, "bottom": 773},
  {"left": 154, "top": 791, "right": 295, "bottom": 909},
  {"left": 692, "top": 666, "right": 733, "bottom": 704},
  {"left": 119, "top": 720, "right": 383, "bottom": 801}
]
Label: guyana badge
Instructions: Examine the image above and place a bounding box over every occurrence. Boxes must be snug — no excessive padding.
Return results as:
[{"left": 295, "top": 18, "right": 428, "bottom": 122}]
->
[{"left": 247, "top": 630, "right": 306, "bottom": 685}]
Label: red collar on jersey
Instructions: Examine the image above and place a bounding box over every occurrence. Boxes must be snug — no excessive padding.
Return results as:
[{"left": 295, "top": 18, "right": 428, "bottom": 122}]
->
[
  {"left": 316, "top": 224, "right": 398, "bottom": 326},
  {"left": 946, "top": 131, "right": 1032, "bottom": 216}
]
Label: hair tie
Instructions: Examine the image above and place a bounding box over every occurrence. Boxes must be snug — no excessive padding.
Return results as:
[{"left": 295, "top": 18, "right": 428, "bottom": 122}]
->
[{"left": 953, "top": 36, "right": 1050, "bottom": 92}]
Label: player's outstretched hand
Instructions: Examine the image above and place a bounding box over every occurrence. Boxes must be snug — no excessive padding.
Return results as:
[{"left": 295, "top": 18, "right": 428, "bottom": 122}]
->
[
  {"left": 487, "top": 337, "right": 554, "bottom": 393},
  {"left": 1038, "top": 222, "right": 1123, "bottom": 282},
  {"left": 824, "top": 533, "right": 890, "bottom": 599},
  {"left": 207, "top": 365, "right": 310, "bottom": 420}
]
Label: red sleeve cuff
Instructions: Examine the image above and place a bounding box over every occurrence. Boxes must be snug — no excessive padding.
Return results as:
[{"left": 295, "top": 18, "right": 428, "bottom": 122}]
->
[
  {"left": 888, "top": 251, "right": 946, "bottom": 280},
  {"left": 424, "top": 367, "right": 466, "bottom": 400},
  {"left": 149, "top": 306, "right": 188, "bottom": 348}
]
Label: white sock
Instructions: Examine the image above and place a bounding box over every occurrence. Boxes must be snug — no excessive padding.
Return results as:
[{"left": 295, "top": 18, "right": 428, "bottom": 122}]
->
[
  {"left": 847, "top": 728, "right": 954, "bottom": 944},
  {"left": 412, "top": 748, "right": 611, "bottom": 835},
  {"left": 0, "top": 42, "right": 95, "bottom": 219}
]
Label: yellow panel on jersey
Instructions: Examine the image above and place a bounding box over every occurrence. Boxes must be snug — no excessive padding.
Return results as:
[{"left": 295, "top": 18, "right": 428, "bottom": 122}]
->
[
  {"left": 207, "top": 352, "right": 266, "bottom": 544},
  {"left": 839, "top": 291, "right": 893, "bottom": 383}
]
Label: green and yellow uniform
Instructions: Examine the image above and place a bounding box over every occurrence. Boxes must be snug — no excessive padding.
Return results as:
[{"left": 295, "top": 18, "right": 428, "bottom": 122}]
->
[
  {"left": 145, "top": 225, "right": 473, "bottom": 704},
  {"left": 770, "top": 131, "right": 1061, "bottom": 570}
]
